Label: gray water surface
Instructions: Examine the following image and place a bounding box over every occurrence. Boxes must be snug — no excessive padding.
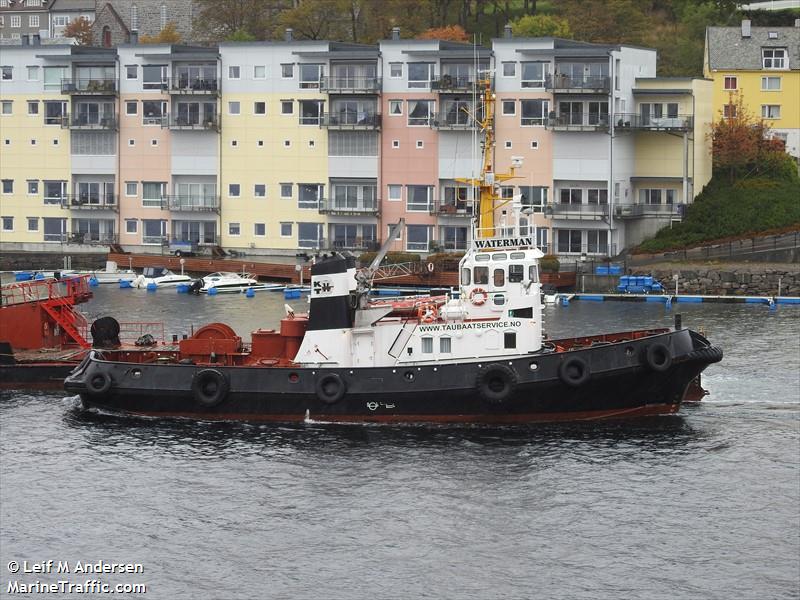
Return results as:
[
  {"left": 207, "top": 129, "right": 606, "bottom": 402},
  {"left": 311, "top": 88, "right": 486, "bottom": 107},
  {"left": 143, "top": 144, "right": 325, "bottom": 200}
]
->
[{"left": 1, "top": 288, "right": 798, "bottom": 599}]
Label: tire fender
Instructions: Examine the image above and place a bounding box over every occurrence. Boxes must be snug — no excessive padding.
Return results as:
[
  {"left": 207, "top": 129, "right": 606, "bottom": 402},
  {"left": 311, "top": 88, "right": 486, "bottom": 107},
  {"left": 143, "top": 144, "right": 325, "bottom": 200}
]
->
[
  {"left": 316, "top": 373, "right": 346, "bottom": 405},
  {"left": 558, "top": 356, "right": 590, "bottom": 387},
  {"left": 643, "top": 343, "right": 672, "bottom": 372},
  {"left": 86, "top": 371, "right": 113, "bottom": 396},
  {"left": 192, "top": 368, "right": 229, "bottom": 408},
  {"left": 476, "top": 364, "right": 517, "bottom": 404}
]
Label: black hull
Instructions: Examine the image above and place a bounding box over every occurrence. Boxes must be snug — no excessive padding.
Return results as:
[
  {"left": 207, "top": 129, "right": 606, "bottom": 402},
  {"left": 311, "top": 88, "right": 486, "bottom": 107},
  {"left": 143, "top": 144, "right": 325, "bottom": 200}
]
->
[
  {"left": 66, "top": 329, "right": 722, "bottom": 424},
  {"left": 1, "top": 363, "right": 78, "bottom": 390}
]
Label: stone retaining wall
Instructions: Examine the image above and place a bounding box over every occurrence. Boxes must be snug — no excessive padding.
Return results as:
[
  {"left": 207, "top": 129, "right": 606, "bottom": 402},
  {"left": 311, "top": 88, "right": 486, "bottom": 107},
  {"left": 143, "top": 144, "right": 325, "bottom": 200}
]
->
[{"left": 630, "top": 267, "right": 800, "bottom": 296}]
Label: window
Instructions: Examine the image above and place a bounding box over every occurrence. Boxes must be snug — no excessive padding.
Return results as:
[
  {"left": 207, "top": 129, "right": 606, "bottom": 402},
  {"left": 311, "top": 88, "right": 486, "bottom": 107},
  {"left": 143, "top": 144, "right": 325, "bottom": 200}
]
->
[
  {"left": 281, "top": 100, "right": 293, "bottom": 115},
  {"left": 228, "top": 222, "right": 240, "bottom": 236},
  {"left": 2, "top": 217, "right": 13, "bottom": 231},
  {"left": 501, "top": 100, "right": 515, "bottom": 116},
  {"left": 392, "top": 140, "right": 400, "bottom": 148},
  {"left": 0, "top": 66, "right": 11, "bottom": 81},
  {"left": 389, "top": 63, "right": 402, "bottom": 78},
  {"left": 521, "top": 99, "right": 548, "bottom": 126},
  {"left": 762, "top": 48, "right": 787, "bottom": 69},
  {"left": 461, "top": 268, "right": 471, "bottom": 285},
  {"left": 298, "top": 184, "right": 322, "bottom": 209},
  {"left": 421, "top": 337, "right": 433, "bottom": 354},
  {"left": 128, "top": 139, "right": 135, "bottom": 146},
  {"left": 126, "top": 65, "right": 137, "bottom": 79},
  {"left": 43, "top": 66, "right": 67, "bottom": 91},
  {"left": 440, "top": 337, "right": 451, "bottom": 353},
  {"left": 253, "top": 223, "right": 266, "bottom": 237},
  {"left": 29, "top": 15, "right": 39, "bottom": 27},
  {"left": 406, "top": 224, "right": 430, "bottom": 251},
  {"left": 27, "top": 217, "right": 38, "bottom": 232},
  {"left": 502, "top": 62, "right": 516, "bottom": 77},
  {"left": 142, "top": 182, "right": 166, "bottom": 207},
  {"left": 1, "top": 101, "right": 11, "bottom": 115},
  {"left": 253, "top": 65, "right": 266, "bottom": 79},
  {"left": 387, "top": 100, "right": 403, "bottom": 117},
  {"left": 587, "top": 230, "right": 608, "bottom": 254},
  {"left": 281, "top": 64, "right": 294, "bottom": 78},
  {"left": 280, "top": 223, "right": 292, "bottom": 237},
  {"left": 26, "top": 66, "right": 38, "bottom": 81},
  {"left": 43, "top": 180, "right": 66, "bottom": 203},
  {"left": 474, "top": 266, "right": 489, "bottom": 284},
  {"left": 125, "top": 218, "right": 138, "bottom": 233},
  {"left": 388, "top": 184, "right": 402, "bottom": 201},
  {"left": 254, "top": 101, "right": 266, "bottom": 115},
  {"left": 408, "top": 100, "right": 434, "bottom": 126},
  {"left": 408, "top": 62, "right": 434, "bottom": 88},
  {"left": 125, "top": 182, "right": 138, "bottom": 196},
  {"left": 142, "top": 65, "right": 167, "bottom": 89},
  {"left": 125, "top": 101, "right": 137, "bottom": 115},
  {"left": 504, "top": 141, "right": 512, "bottom": 149},
  {"left": 723, "top": 75, "right": 737, "bottom": 90},
  {"left": 228, "top": 65, "right": 240, "bottom": 79},
  {"left": 299, "top": 100, "right": 323, "bottom": 125},
  {"left": 416, "top": 140, "right": 424, "bottom": 149},
  {"left": 407, "top": 185, "right": 432, "bottom": 211},
  {"left": 10, "top": 15, "right": 20, "bottom": 28},
  {"left": 27, "top": 180, "right": 38, "bottom": 194},
  {"left": 1, "top": 179, "right": 13, "bottom": 194},
  {"left": 254, "top": 184, "right": 266, "bottom": 197},
  {"left": 280, "top": 184, "right": 293, "bottom": 199},
  {"left": 228, "top": 101, "right": 240, "bottom": 115},
  {"left": 587, "top": 188, "right": 608, "bottom": 204},
  {"left": 559, "top": 188, "right": 582, "bottom": 204},
  {"left": 298, "top": 223, "right": 322, "bottom": 248},
  {"left": 723, "top": 103, "right": 737, "bottom": 119},
  {"left": 508, "top": 264, "right": 524, "bottom": 283},
  {"left": 27, "top": 101, "right": 38, "bottom": 115},
  {"left": 142, "top": 101, "right": 167, "bottom": 125},
  {"left": 640, "top": 188, "right": 665, "bottom": 204},
  {"left": 762, "top": 105, "right": 781, "bottom": 119},
  {"left": 494, "top": 268, "right": 505, "bottom": 287},
  {"left": 299, "top": 64, "right": 323, "bottom": 88},
  {"left": 557, "top": 230, "right": 582, "bottom": 253},
  {"left": 521, "top": 62, "right": 547, "bottom": 88},
  {"left": 283, "top": 140, "right": 291, "bottom": 148},
  {"left": 519, "top": 186, "right": 547, "bottom": 213},
  {"left": 762, "top": 76, "right": 781, "bottom": 91},
  {"left": 228, "top": 183, "right": 240, "bottom": 197}
]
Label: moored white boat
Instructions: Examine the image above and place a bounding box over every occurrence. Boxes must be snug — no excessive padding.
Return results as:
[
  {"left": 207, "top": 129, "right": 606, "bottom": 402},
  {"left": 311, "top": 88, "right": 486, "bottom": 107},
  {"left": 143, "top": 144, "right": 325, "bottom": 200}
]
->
[
  {"left": 132, "top": 267, "right": 194, "bottom": 289},
  {"left": 195, "top": 271, "right": 258, "bottom": 293}
]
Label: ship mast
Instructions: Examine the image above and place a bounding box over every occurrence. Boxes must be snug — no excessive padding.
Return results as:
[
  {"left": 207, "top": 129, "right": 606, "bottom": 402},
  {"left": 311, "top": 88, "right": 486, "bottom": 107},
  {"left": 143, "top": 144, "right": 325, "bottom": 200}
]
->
[{"left": 456, "top": 77, "right": 520, "bottom": 239}]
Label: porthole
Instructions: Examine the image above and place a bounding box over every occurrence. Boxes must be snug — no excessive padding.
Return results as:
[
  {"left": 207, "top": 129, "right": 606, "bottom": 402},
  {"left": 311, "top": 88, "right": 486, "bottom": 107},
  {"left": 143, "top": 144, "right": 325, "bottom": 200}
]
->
[
  {"left": 131, "top": 368, "right": 142, "bottom": 378},
  {"left": 404, "top": 371, "right": 415, "bottom": 381},
  {"left": 529, "top": 362, "right": 538, "bottom": 371},
  {"left": 625, "top": 346, "right": 635, "bottom": 357},
  {"left": 288, "top": 372, "right": 299, "bottom": 383}
]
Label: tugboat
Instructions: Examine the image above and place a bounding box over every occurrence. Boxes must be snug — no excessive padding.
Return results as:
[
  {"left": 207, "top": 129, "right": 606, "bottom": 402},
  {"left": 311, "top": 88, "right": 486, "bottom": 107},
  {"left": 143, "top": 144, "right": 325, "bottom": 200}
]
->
[{"left": 65, "top": 79, "right": 722, "bottom": 423}]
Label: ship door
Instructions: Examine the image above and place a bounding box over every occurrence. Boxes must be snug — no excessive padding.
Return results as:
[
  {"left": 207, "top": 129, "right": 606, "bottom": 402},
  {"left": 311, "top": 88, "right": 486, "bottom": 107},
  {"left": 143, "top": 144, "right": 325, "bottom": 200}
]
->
[{"left": 353, "top": 331, "right": 374, "bottom": 367}]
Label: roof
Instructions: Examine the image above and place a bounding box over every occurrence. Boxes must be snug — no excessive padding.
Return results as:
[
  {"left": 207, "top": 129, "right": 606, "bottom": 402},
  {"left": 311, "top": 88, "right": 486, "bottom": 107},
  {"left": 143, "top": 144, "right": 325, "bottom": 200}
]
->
[
  {"left": 706, "top": 26, "right": 800, "bottom": 71},
  {"left": 49, "top": 0, "right": 95, "bottom": 11}
]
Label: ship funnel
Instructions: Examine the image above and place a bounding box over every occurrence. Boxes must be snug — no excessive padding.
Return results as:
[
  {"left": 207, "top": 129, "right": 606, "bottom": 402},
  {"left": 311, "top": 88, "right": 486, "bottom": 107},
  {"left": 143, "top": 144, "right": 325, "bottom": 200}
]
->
[{"left": 307, "top": 253, "right": 356, "bottom": 331}]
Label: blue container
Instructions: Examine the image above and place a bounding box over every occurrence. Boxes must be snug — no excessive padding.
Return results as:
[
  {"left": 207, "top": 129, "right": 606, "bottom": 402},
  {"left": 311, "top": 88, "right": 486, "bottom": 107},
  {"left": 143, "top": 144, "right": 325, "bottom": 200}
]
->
[
  {"left": 677, "top": 296, "right": 703, "bottom": 303},
  {"left": 645, "top": 295, "right": 666, "bottom": 303},
  {"left": 15, "top": 272, "right": 33, "bottom": 282},
  {"left": 595, "top": 266, "right": 609, "bottom": 276},
  {"left": 245, "top": 288, "right": 255, "bottom": 298},
  {"left": 146, "top": 282, "right": 158, "bottom": 292},
  {"left": 609, "top": 266, "right": 622, "bottom": 275},
  {"left": 89, "top": 276, "right": 99, "bottom": 287},
  {"left": 776, "top": 297, "right": 800, "bottom": 304},
  {"left": 119, "top": 280, "right": 132, "bottom": 289},
  {"left": 208, "top": 287, "right": 218, "bottom": 295},
  {"left": 176, "top": 283, "right": 189, "bottom": 293}
]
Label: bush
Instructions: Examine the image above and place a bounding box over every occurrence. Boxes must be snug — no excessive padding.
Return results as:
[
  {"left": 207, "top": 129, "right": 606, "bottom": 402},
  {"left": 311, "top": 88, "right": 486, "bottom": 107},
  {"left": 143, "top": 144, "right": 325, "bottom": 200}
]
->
[
  {"left": 425, "top": 252, "right": 465, "bottom": 264},
  {"left": 539, "top": 254, "right": 560, "bottom": 273},
  {"left": 357, "top": 251, "right": 421, "bottom": 267}
]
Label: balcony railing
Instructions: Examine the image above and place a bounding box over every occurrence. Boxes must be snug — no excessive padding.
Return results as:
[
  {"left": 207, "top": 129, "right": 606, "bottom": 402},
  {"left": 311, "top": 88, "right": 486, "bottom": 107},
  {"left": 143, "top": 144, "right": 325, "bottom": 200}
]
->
[
  {"left": 320, "top": 76, "right": 381, "bottom": 94},
  {"left": 166, "top": 235, "right": 221, "bottom": 247},
  {"left": 66, "top": 232, "right": 119, "bottom": 245},
  {"left": 432, "top": 201, "right": 475, "bottom": 216},
  {"left": 614, "top": 203, "right": 685, "bottom": 219},
  {"left": 546, "top": 113, "right": 609, "bottom": 132},
  {"left": 430, "top": 112, "right": 478, "bottom": 130},
  {"left": 61, "top": 113, "right": 117, "bottom": 130},
  {"left": 162, "top": 114, "right": 220, "bottom": 131},
  {"left": 61, "top": 79, "right": 117, "bottom": 95},
  {"left": 431, "top": 75, "right": 476, "bottom": 93},
  {"left": 299, "top": 237, "right": 326, "bottom": 250},
  {"left": 318, "top": 198, "right": 380, "bottom": 216},
  {"left": 614, "top": 113, "right": 694, "bottom": 132},
  {"left": 545, "top": 203, "right": 610, "bottom": 220},
  {"left": 554, "top": 243, "right": 617, "bottom": 257},
  {"left": 330, "top": 239, "right": 381, "bottom": 252},
  {"left": 545, "top": 74, "right": 610, "bottom": 93},
  {"left": 162, "top": 78, "right": 219, "bottom": 95},
  {"left": 320, "top": 112, "right": 381, "bottom": 129},
  {"left": 61, "top": 194, "right": 117, "bottom": 211},
  {"left": 161, "top": 196, "right": 220, "bottom": 213}
]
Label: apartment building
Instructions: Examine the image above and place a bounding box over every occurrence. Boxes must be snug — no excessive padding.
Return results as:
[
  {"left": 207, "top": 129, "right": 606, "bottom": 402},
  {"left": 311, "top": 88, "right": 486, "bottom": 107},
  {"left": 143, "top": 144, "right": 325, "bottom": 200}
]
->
[
  {"left": 0, "top": 0, "right": 94, "bottom": 41},
  {"left": 0, "top": 32, "right": 714, "bottom": 258},
  {"left": 705, "top": 20, "right": 800, "bottom": 159}
]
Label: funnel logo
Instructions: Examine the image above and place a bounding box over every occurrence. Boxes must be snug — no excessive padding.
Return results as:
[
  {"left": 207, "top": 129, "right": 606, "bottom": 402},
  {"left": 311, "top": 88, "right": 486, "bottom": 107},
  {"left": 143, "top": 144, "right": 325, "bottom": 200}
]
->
[{"left": 312, "top": 277, "right": 333, "bottom": 296}]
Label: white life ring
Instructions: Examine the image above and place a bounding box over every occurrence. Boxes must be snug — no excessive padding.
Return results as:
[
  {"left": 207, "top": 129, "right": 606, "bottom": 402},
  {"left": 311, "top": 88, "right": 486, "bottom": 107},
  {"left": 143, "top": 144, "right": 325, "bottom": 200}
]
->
[
  {"left": 470, "top": 288, "right": 488, "bottom": 305},
  {"left": 426, "top": 262, "right": 435, "bottom": 273}
]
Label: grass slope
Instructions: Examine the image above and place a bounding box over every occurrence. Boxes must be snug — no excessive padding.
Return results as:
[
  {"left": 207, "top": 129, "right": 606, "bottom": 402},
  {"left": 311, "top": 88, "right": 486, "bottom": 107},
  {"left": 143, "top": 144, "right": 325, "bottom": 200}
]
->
[{"left": 636, "top": 175, "right": 800, "bottom": 253}]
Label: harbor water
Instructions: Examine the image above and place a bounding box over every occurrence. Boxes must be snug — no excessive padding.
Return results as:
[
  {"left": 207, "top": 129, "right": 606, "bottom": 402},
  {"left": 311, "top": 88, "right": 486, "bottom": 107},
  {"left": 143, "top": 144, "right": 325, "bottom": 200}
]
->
[{"left": 1, "top": 286, "right": 799, "bottom": 599}]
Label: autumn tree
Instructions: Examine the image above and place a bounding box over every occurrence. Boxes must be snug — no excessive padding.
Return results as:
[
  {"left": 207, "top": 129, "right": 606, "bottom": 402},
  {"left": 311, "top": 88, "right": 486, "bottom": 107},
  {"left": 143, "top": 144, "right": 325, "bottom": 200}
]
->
[
  {"left": 560, "top": 0, "right": 648, "bottom": 45},
  {"left": 63, "top": 17, "right": 92, "bottom": 45},
  {"left": 139, "top": 22, "right": 182, "bottom": 44},
  {"left": 193, "top": 0, "right": 291, "bottom": 42},
  {"left": 417, "top": 25, "right": 469, "bottom": 41},
  {"left": 508, "top": 14, "right": 571, "bottom": 38}
]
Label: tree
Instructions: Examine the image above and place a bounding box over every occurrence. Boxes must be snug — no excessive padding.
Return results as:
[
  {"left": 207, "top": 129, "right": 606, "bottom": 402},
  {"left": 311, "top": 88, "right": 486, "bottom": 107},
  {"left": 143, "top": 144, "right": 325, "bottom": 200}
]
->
[
  {"left": 226, "top": 28, "right": 257, "bottom": 42},
  {"left": 508, "top": 14, "right": 571, "bottom": 38},
  {"left": 193, "top": 0, "right": 290, "bottom": 42},
  {"left": 63, "top": 16, "right": 92, "bottom": 45},
  {"left": 417, "top": 24, "right": 469, "bottom": 41},
  {"left": 560, "top": 0, "right": 648, "bottom": 45},
  {"left": 139, "top": 22, "right": 182, "bottom": 44},
  {"left": 708, "top": 94, "right": 788, "bottom": 182},
  {"left": 275, "top": 0, "right": 350, "bottom": 40}
]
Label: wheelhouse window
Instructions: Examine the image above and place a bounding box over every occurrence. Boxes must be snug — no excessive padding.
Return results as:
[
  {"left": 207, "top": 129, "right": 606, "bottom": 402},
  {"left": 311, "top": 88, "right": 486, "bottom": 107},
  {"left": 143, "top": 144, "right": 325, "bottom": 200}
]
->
[
  {"left": 474, "top": 266, "right": 489, "bottom": 284},
  {"left": 508, "top": 264, "right": 524, "bottom": 283}
]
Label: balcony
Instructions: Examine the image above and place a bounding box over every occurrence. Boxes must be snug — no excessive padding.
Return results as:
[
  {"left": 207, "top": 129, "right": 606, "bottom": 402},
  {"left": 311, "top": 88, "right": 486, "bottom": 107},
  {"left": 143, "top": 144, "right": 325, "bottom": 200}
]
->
[
  {"left": 319, "top": 198, "right": 379, "bottom": 216},
  {"left": 163, "top": 114, "right": 220, "bottom": 131},
  {"left": 431, "top": 75, "right": 475, "bottom": 93},
  {"left": 545, "top": 203, "right": 610, "bottom": 221},
  {"left": 432, "top": 201, "right": 474, "bottom": 217},
  {"left": 61, "top": 113, "right": 117, "bottom": 130},
  {"left": 60, "top": 195, "right": 117, "bottom": 211},
  {"left": 614, "top": 113, "right": 693, "bottom": 132},
  {"left": 614, "top": 203, "right": 685, "bottom": 219},
  {"left": 66, "top": 232, "right": 119, "bottom": 245},
  {"left": 161, "top": 196, "right": 220, "bottom": 213},
  {"left": 330, "top": 239, "right": 380, "bottom": 252},
  {"left": 430, "top": 112, "right": 478, "bottom": 131},
  {"left": 166, "top": 235, "right": 221, "bottom": 248},
  {"left": 545, "top": 74, "right": 610, "bottom": 94},
  {"left": 546, "top": 113, "right": 609, "bottom": 132},
  {"left": 162, "top": 78, "right": 219, "bottom": 95},
  {"left": 320, "top": 112, "right": 381, "bottom": 130},
  {"left": 320, "top": 76, "right": 381, "bottom": 94},
  {"left": 61, "top": 79, "right": 117, "bottom": 95}
]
